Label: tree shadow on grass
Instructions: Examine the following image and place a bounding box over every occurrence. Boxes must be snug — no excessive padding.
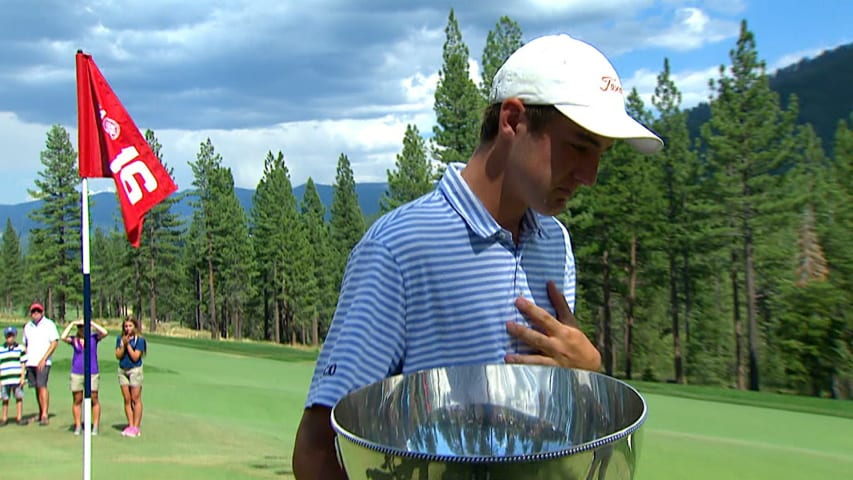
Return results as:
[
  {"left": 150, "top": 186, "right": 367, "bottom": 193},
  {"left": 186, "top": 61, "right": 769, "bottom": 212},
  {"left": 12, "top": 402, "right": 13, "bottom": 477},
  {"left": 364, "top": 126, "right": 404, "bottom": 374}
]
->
[
  {"left": 249, "top": 455, "right": 292, "bottom": 476},
  {"left": 148, "top": 334, "right": 319, "bottom": 364},
  {"left": 140, "top": 364, "right": 179, "bottom": 375}
]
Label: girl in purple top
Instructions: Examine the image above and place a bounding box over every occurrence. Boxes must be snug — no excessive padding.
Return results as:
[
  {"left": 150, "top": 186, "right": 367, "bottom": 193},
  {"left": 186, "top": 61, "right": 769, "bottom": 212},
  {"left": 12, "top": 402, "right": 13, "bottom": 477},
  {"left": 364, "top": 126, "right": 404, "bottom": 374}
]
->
[{"left": 61, "top": 320, "right": 108, "bottom": 435}]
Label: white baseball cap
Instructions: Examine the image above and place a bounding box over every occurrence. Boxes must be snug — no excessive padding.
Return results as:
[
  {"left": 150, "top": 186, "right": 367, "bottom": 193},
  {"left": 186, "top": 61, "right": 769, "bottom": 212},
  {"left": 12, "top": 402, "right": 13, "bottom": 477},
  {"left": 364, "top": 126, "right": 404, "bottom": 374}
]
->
[{"left": 490, "top": 34, "right": 663, "bottom": 154}]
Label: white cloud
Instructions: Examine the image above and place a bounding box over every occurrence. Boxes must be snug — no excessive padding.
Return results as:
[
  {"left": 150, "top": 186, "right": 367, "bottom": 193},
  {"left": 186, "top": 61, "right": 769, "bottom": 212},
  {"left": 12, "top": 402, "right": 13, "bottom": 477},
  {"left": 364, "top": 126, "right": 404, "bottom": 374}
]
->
[
  {"left": 660, "top": 0, "right": 746, "bottom": 15},
  {"left": 4, "top": 65, "right": 72, "bottom": 85},
  {"left": 644, "top": 7, "right": 738, "bottom": 51},
  {"left": 0, "top": 109, "right": 430, "bottom": 206},
  {"left": 154, "top": 114, "right": 431, "bottom": 194},
  {"left": 625, "top": 65, "right": 719, "bottom": 111},
  {"left": 681, "top": 7, "right": 710, "bottom": 31},
  {"left": 623, "top": 68, "right": 660, "bottom": 108},
  {"left": 401, "top": 71, "right": 440, "bottom": 108},
  {"left": 468, "top": 58, "right": 484, "bottom": 88},
  {"left": 378, "top": 26, "right": 445, "bottom": 73},
  {"left": 671, "top": 66, "right": 720, "bottom": 107}
]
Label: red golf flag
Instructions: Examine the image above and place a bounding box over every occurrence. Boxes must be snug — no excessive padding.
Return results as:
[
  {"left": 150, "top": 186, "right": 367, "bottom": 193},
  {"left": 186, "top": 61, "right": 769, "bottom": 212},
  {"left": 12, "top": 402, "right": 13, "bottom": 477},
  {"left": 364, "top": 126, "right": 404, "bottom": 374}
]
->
[{"left": 76, "top": 51, "right": 178, "bottom": 248}]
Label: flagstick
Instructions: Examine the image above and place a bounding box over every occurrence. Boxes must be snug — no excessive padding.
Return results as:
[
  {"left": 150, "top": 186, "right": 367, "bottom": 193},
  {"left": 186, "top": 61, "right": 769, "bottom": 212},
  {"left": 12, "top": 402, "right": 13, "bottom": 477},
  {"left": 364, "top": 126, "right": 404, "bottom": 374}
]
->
[
  {"left": 75, "top": 52, "right": 178, "bottom": 479},
  {"left": 81, "top": 178, "right": 93, "bottom": 480}
]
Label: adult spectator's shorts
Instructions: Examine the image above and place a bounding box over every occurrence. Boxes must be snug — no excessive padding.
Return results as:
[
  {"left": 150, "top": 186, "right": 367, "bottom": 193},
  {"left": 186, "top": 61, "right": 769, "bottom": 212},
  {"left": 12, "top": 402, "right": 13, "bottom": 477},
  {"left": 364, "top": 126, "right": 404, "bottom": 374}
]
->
[
  {"left": 70, "top": 373, "right": 100, "bottom": 392},
  {"left": 26, "top": 366, "right": 51, "bottom": 388}
]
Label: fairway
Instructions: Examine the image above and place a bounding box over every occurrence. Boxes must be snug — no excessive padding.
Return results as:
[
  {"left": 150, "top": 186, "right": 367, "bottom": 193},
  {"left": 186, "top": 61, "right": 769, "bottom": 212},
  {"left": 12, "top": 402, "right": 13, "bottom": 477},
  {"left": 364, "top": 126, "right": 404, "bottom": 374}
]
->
[{"left": 1, "top": 334, "right": 851, "bottom": 479}]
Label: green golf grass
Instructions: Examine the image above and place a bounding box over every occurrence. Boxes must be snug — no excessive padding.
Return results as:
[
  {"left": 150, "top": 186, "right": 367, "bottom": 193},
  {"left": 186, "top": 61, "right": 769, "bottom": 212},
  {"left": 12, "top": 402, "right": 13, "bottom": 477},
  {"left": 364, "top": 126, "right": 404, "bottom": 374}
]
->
[
  {"left": 638, "top": 394, "right": 853, "bottom": 479},
  {"left": 2, "top": 334, "right": 315, "bottom": 479},
  {"left": 1, "top": 329, "right": 851, "bottom": 479}
]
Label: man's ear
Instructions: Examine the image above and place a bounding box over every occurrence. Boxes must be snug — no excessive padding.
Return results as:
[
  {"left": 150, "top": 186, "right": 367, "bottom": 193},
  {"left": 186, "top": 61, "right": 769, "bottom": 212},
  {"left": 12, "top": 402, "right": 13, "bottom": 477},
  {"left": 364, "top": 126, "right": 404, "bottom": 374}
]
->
[{"left": 498, "top": 98, "right": 525, "bottom": 137}]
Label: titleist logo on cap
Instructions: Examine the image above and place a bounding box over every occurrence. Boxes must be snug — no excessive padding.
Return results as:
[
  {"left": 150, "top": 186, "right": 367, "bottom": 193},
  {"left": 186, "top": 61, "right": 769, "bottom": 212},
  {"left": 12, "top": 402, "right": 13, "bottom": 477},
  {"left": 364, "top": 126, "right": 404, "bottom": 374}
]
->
[{"left": 600, "top": 76, "right": 623, "bottom": 94}]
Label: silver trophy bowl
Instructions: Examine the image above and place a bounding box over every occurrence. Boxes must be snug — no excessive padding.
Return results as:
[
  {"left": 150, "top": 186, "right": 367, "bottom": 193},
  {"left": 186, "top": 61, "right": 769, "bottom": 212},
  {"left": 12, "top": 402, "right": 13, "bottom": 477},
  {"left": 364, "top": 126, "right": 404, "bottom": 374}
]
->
[{"left": 332, "top": 364, "right": 647, "bottom": 480}]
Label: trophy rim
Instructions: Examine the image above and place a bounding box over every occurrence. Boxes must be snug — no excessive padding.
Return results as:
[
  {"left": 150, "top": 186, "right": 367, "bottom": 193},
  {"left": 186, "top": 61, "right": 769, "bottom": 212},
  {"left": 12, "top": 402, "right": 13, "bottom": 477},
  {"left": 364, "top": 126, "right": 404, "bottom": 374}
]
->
[{"left": 331, "top": 364, "right": 647, "bottom": 464}]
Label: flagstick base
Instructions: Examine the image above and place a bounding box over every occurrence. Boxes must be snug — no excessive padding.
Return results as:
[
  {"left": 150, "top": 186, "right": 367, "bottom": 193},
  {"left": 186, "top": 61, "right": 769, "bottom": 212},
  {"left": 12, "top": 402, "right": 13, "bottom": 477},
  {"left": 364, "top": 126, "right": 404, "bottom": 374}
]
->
[{"left": 83, "top": 397, "right": 92, "bottom": 479}]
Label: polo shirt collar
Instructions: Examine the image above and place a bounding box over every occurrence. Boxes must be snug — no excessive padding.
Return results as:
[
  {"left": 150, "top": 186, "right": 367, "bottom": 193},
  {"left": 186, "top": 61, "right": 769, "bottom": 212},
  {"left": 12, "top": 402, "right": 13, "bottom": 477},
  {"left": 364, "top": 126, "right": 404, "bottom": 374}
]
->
[{"left": 438, "top": 163, "right": 545, "bottom": 240}]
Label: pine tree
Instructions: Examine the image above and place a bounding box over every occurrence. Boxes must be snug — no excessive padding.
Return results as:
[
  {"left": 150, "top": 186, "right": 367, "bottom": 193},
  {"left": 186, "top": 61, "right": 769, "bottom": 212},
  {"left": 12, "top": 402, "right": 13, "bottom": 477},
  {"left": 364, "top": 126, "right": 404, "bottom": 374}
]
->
[
  {"left": 0, "top": 219, "right": 24, "bottom": 312},
  {"left": 188, "top": 138, "right": 224, "bottom": 338},
  {"left": 432, "top": 8, "right": 483, "bottom": 165},
  {"left": 651, "top": 59, "right": 728, "bottom": 385},
  {"left": 89, "top": 226, "right": 123, "bottom": 318},
  {"left": 135, "top": 130, "right": 184, "bottom": 330},
  {"left": 651, "top": 59, "right": 700, "bottom": 384},
  {"left": 480, "top": 16, "right": 523, "bottom": 100},
  {"left": 250, "top": 151, "right": 299, "bottom": 343},
  {"left": 124, "top": 231, "right": 145, "bottom": 320},
  {"left": 27, "top": 125, "right": 82, "bottom": 322},
  {"left": 776, "top": 185, "right": 845, "bottom": 396},
  {"left": 776, "top": 279, "right": 846, "bottom": 396},
  {"left": 615, "top": 90, "right": 665, "bottom": 380},
  {"left": 565, "top": 90, "right": 665, "bottom": 377},
  {"left": 701, "top": 21, "right": 798, "bottom": 390},
  {"left": 824, "top": 115, "right": 853, "bottom": 297},
  {"left": 787, "top": 125, "right": 831, "bottom": 287},
  {"left": 827, "top": 118, "right": 853, "bottom": 393},
  {"left": 772, "top": 123, "right": 852, "bottom": 396},
  {"left": 381, "top": 124, "right": 433, "bottom": 214},
  {"left": 301, "top": 178, "right": 333, "bottom": 341},
  {"left": 287, "top": 212, "right": 316, "bottom": 344},
  {"left": 251, "top": 151, "right": 283, "bottom": 341},
  {"left": 112, "top": 226, "right": 135, "bottom": 318},
  {"left": 209, "top": 166, "right": 254, "bottom": 339},
  {"left": 183, "top": 215, "right": 209, "bottom": 332},
  {"left": 330, "top": 153, "right": 365, "bottom": 295},
  {"left": 795, "top": 207, "right": 829, "bottom": 286}
]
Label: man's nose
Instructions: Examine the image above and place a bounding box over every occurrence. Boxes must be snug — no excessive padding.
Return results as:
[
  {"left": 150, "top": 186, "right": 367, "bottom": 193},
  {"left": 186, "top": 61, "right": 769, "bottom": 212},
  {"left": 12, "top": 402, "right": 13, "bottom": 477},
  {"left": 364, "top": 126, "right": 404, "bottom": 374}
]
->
[{"left": 572, "top": 152, "right": 601, "bottom": 186}]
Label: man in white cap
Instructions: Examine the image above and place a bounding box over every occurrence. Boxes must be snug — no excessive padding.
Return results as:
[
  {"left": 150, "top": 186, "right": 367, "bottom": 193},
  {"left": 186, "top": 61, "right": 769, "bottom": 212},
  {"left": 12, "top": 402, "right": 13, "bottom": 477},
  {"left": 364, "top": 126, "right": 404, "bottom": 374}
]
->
[{"left": 293, "top": 33, "right": 662, "bottom": 479}]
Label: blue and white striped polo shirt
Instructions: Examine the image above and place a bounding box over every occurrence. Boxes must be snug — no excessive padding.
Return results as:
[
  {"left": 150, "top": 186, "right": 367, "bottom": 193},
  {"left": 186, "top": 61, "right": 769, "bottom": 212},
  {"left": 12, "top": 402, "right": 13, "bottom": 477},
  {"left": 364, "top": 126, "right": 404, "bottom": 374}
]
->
[{"left": 305, "top": 164, "right": 576, "bottom": 408}]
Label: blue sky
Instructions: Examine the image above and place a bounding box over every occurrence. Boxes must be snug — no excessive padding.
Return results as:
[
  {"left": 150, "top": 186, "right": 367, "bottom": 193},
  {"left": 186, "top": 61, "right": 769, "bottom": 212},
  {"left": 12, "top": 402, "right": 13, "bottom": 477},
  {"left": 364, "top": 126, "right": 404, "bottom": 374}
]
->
[{"left": 0, "top": 0, "right": 850, "bottom": 205}]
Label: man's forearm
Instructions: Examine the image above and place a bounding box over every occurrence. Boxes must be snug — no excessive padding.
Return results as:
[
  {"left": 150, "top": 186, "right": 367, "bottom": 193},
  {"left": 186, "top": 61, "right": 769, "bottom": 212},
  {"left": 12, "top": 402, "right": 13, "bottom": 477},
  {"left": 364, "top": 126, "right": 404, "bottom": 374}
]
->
[
  {"left": 41, "top": 341, "right": 58, "bottom": 363},
  {"left": 293, "top": 446, "right": 347, "bottom": 480},
  {"left": 293, "top": 407, "right": 348, "bottom": 479}
]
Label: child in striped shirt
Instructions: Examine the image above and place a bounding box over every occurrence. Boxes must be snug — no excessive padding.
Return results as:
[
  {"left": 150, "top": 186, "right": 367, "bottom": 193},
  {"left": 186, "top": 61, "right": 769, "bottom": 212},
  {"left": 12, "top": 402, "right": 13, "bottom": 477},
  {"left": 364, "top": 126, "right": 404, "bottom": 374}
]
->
[{"left": 1, "top": 326, "right": 27, "bottom": 425}]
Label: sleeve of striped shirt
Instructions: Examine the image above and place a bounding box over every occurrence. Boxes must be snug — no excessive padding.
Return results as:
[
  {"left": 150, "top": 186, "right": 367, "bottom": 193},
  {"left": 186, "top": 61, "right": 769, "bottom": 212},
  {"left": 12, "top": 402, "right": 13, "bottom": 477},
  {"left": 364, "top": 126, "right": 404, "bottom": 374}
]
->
[{"left": 305, "top": 239, "right": 406, "bottom": 408}]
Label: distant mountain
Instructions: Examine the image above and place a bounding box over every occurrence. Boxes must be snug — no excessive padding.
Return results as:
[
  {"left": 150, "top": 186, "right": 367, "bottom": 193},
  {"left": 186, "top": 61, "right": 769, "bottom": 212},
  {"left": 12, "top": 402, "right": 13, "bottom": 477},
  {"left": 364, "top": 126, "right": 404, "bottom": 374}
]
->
[
  {"left": 686, "top": 42, "right": 853, "bottom": 149},
  {"left": 0, "top": 182, "right": 389, "bottom": 246}
]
